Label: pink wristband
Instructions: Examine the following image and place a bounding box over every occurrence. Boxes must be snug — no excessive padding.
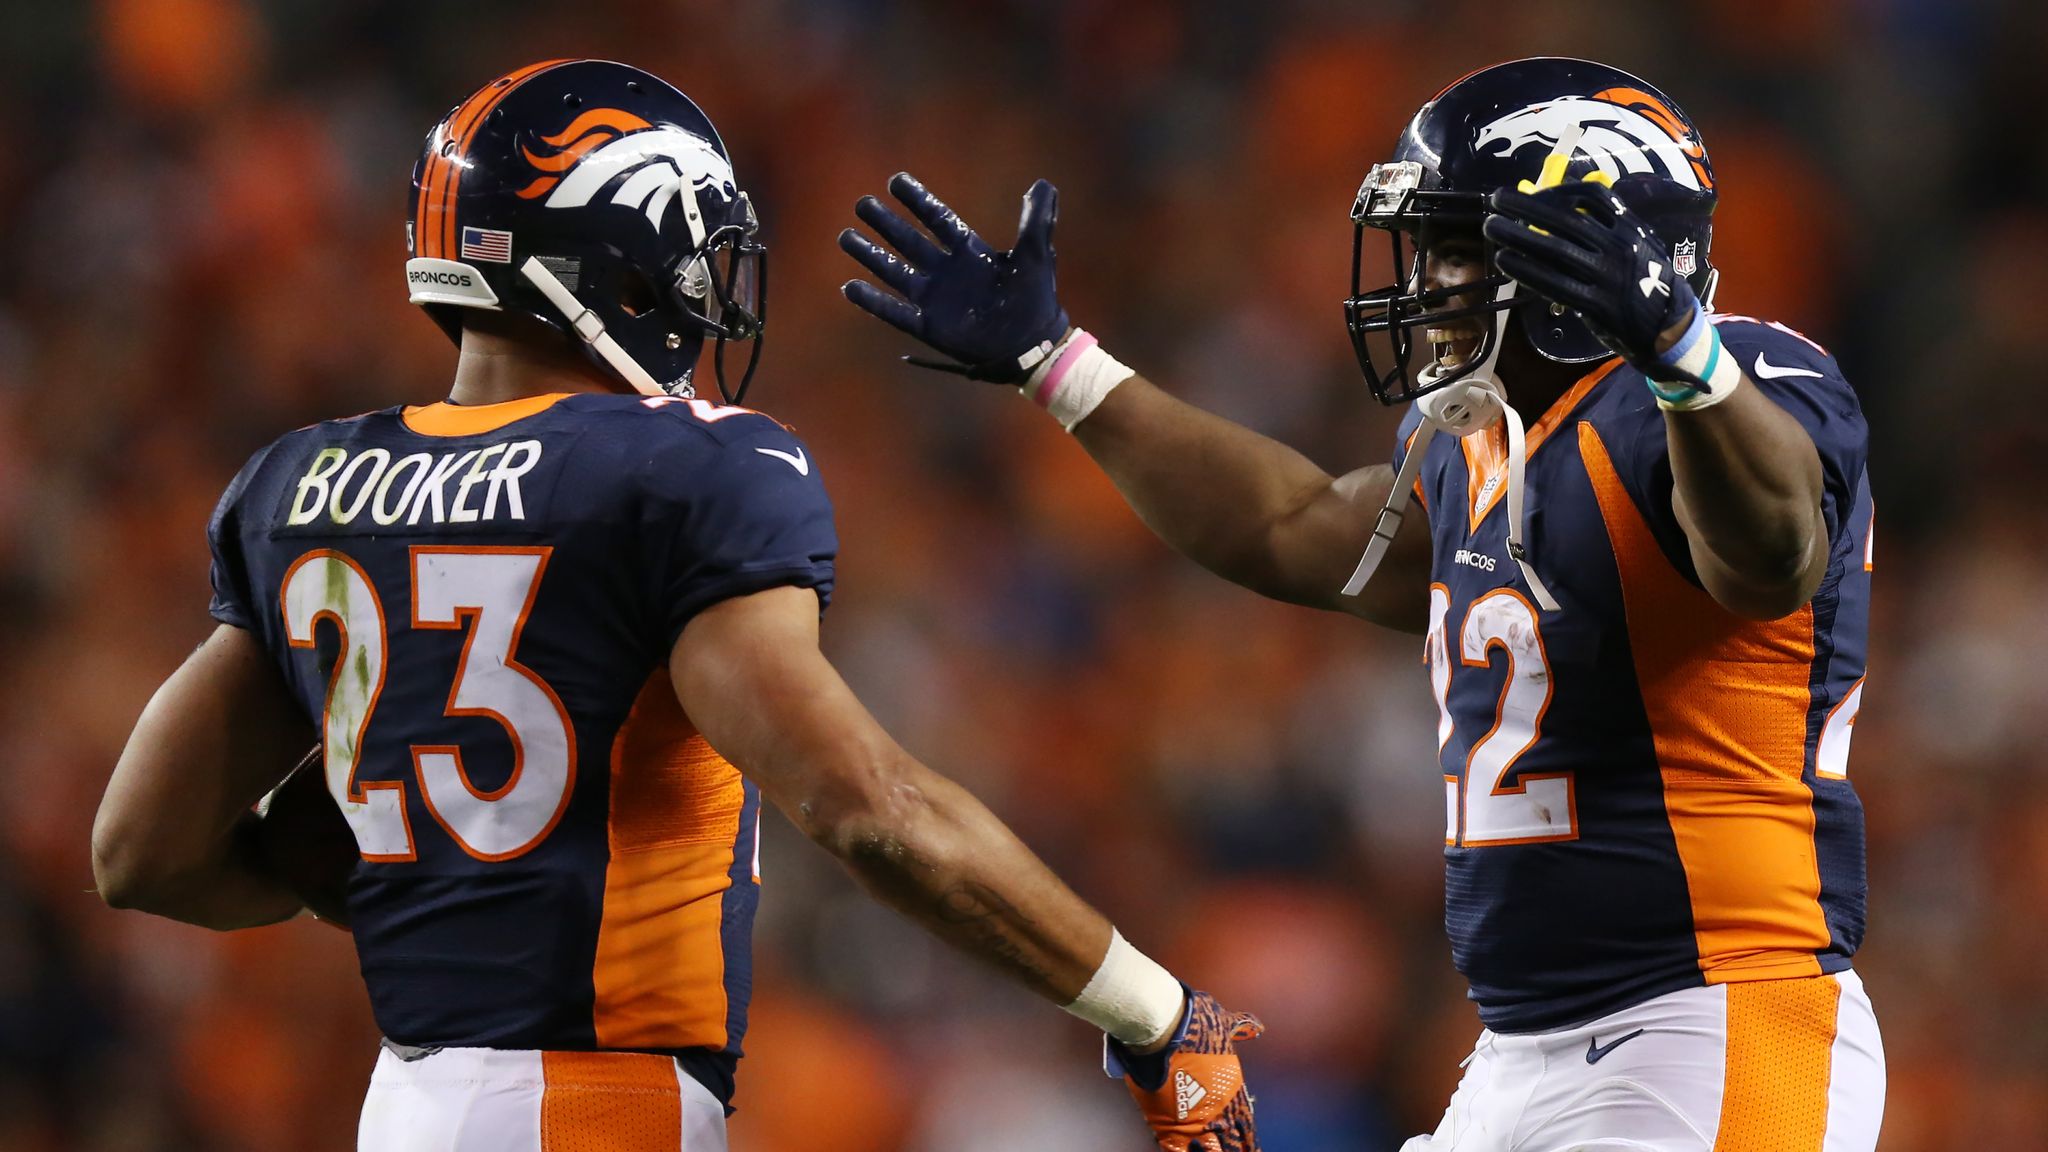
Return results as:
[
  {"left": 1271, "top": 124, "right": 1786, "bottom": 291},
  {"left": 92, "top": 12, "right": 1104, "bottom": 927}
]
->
[
  {"left": 1020, "top": 329, "right": 1135, "bottom": 431},
  {"left": 1032, "top": 331, "right": 1100, "bottom": 408}
]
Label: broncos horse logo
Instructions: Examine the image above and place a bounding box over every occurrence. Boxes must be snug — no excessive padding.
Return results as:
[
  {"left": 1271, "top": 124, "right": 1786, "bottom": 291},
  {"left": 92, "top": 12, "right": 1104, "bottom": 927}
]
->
[
  {"left": 516, "top": 107, "right": 737, "bottom": 238},
  {"left": 1474, "top": 88, "right": 1713, "bottom": 191}
]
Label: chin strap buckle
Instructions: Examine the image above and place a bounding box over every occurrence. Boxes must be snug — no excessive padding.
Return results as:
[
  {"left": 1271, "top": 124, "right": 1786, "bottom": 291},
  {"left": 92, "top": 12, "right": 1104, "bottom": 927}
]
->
[
  {"left": 519, "top": 257, "right": 667, "bottom": 398},
  {"left": 1343, "top": 282, "right": 1559, "bottom": 611}
]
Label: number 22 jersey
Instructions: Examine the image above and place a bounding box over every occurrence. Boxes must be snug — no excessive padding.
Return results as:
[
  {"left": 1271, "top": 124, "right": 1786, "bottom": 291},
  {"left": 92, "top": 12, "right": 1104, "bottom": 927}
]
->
[
  {"left": 205, "top": 390, "right": 837, "bottom": 1106},
  {"left": 1394, "top": 318, "right": 1872, "bottom": 1033}
]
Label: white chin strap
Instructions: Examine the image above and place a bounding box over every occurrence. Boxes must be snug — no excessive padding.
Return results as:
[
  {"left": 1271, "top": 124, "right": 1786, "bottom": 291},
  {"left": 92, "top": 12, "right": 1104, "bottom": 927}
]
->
[
  {"left": 519, "top": 257, "right": 670, "bottom": 398},
  {"left": 1341, "top": 283, "right": 1560, "bottom": 612}
]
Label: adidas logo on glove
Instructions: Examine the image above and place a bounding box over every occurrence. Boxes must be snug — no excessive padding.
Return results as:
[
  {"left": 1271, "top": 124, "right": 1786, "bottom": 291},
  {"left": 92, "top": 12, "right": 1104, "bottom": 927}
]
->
[{"left": 1174, "top": 1069, "right": 1208, "bottom": 1120}]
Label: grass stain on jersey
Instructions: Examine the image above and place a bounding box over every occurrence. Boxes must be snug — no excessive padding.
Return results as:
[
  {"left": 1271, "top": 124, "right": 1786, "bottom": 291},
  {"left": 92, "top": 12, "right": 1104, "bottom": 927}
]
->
[{"left": 346, "top": 645, "right": 372, "bottom": 758}]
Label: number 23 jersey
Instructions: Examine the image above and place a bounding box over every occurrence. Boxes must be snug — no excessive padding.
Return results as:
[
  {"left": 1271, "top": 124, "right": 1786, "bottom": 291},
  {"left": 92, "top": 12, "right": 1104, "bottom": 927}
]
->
[
  {"left": 205, "top": 391, "right": 837, "bottom": 1106},
  {"left": 1395, "top": 318, "right": 1872, "bottom": 1033}
]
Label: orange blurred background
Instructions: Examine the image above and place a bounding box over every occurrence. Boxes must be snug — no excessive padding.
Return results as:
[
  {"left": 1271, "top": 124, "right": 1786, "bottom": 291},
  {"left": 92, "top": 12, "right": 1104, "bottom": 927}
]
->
[{"left": 2, "top": 1, "right": 2044, "bottom": 1149}]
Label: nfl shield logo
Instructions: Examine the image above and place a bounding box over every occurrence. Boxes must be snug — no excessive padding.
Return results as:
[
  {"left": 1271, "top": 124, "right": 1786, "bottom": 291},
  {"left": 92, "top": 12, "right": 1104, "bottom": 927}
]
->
[{"left": 1672, "top": 239, "right": 1698, "bottom": 278}]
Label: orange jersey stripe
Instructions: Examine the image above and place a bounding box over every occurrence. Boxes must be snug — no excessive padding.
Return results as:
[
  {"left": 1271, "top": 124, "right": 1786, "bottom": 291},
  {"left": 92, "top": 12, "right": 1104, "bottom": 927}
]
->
[
  {"left": 591, "top": 671, "right": 746, "bottom": 1050},
  {"left": 539, "top": 1050, "right": 681, "bottom": 1151},
  {"left": 1714, "top": 977, "right": 1842, "bottom": 1151},
  {"left": 1461, "top": 359, "right": 1621, "bottom": 531},
  {"left": 1400, "top": 424, "right": 1430, "bottom": 513},
  {"left": 1580, "top": 422, "right": 1831, "bottom": 981}
]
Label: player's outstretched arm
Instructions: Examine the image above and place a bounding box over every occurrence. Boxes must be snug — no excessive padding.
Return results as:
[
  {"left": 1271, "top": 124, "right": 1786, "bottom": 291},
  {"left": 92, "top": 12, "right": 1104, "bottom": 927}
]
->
[
  {"left": 672, "top": 585, "right": 1263, "bottom": 1151},
  {"left": 92, "top": 624, "right": 317, "bottom": 929},
  {"left": 839, "top": 173, "right": 1431, "bottom": 633},
  {"left": 1073, "top": 375, "right": 1432, "bottom": 631},
  {"left": 673, "top": 587, "right": 1112, "bottom": 1000},
  {"left": 1486, "top": 180, "right": 1829, "bottom": 618}
]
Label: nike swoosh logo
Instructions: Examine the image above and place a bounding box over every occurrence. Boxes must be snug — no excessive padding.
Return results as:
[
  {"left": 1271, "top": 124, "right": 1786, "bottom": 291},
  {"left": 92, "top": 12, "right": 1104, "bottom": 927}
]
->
[
  {"left": 1752, "top": 353, "right": 1823, "bottom": 380},
  {"left": 1585, "top": 1028, "right": 1646, "bottom": 1065},
  {"left": 755, "top": 446, "right": 809, "bottom": 476}
]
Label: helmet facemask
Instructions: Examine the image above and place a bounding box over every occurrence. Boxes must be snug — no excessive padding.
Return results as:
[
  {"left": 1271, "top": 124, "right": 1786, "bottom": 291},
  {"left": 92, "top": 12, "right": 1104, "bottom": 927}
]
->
[
  {"left": 1344, "top": 162, "right": 1514, "bottom": 406},
  {"left": 669, "top": 194, "right": 767, "bottom": 405}
]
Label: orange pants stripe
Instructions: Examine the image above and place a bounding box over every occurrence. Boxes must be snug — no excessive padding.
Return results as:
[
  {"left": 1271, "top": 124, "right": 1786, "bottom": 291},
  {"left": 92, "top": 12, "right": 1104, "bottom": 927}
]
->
[
  {"left": 1715, "top": 977, "right": 1842, "bottom": 1151},
  {"left": 357, "top": 1045, "right": 727, "bottom": 1151}
]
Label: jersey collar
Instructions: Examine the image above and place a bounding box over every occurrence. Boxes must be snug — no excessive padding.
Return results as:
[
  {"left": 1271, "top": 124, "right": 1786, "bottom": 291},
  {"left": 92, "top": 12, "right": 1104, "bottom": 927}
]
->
[{"left": 402, "top": 392, "right": 575, "bottom": 437}]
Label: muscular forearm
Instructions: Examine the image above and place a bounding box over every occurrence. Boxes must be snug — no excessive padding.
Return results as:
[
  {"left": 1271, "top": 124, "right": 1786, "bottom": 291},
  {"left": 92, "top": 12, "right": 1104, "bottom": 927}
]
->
[
  {"left": 1073, "top": 375, "right": 1354, "bottom": 606},
  {"left": 94, "top": 625, "right": 318, "bottom": 931},
  {"left": 819, "top": 759, "right": 1111, "bottom": 1003},
  {"left": 94, "top": 811, "right": 304, "bottom": 930},
  {"left": 1666, "top": 380, "right": 1827, "bottom": 617},
  {"left": 677, "top": 588, "right": 1184, "bottom": 1044}
]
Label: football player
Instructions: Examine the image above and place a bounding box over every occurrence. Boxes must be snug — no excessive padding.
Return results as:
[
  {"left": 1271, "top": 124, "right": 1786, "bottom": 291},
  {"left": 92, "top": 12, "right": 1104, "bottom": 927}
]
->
[
  {"left": 89, "top": 59, "right": 1260, "bottom": 1152},
  {"left": 841, "top": 57, "right": 1882, "bottom": 1151}
]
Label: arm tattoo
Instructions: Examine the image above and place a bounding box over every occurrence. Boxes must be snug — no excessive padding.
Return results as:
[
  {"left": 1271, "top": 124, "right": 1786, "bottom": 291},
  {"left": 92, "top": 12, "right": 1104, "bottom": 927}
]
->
[{"left": 935, "top": 880, "right": 1057, "bottom": 994}]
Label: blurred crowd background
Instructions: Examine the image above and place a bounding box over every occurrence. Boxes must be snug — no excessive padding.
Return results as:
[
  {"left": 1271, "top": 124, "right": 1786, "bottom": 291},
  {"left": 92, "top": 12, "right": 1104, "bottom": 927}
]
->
[{"left": 1, "top": 0, "right": 2044, "bottom": 1149}]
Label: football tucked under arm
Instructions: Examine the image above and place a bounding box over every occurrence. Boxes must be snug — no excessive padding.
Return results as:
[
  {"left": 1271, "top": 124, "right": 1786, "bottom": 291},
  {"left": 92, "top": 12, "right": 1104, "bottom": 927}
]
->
[
  {"left": 253, "top": 746, "right": 357, "bottom": 929},
  {"left": 93, "top": 624, "right": 320, "bottom": 930}
]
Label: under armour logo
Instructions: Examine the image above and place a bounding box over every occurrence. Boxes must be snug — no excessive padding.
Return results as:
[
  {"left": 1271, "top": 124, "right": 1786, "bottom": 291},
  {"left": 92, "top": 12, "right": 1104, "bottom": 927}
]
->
[{"left": 1639, "top": 261, "right": 1671, "bottom": 298}]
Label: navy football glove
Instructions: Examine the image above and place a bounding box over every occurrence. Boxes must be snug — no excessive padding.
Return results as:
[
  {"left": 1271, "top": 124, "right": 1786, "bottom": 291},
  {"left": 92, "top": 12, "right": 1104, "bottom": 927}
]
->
[
  {"left": 839, "top": 173, "right": 1070, "bottom": 383},
  {"left": 1483, "top": 180, "right": 1701, "bottom": 376}
]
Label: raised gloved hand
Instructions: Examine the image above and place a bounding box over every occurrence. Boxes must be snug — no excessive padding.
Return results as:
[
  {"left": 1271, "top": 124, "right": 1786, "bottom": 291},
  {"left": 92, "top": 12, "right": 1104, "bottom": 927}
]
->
[
  {"left": 1483, "top": 179, "right": 1733, "bottom": 409},
  {"left": 1106, "top": 989, "right": 1264, "bottom": 1152},
  {"left": 839, "top": 172, "right": 1070, "bottom": 383}
]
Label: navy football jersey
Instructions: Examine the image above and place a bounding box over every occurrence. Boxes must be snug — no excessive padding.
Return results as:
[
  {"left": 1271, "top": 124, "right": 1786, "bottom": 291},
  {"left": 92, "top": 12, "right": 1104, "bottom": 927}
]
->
[
  {"left": 1395, "top": 317, "right": 1872, "bottom": 1032},
  {"left": 206, "top": 390, "right": 836, "bottom": 1105}
]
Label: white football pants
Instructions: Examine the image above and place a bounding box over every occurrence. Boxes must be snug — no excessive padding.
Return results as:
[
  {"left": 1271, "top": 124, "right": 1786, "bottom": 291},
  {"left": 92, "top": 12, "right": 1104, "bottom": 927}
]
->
[
  {"left": 357, "top": 1044, "right": 728, "bottom": 1152},
  {"left": 1403, "top": 969, "right": 1884, "bottom": 1152}
]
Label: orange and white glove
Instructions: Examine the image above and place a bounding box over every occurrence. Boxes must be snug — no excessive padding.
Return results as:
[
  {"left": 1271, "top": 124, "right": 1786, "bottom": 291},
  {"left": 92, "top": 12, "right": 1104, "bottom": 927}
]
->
[{"left": 1105, "top": 989, "right": 1264, "bottom": 1152}]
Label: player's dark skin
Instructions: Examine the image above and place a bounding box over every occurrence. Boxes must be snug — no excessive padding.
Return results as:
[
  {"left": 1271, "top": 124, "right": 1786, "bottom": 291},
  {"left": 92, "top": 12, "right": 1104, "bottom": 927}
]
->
[
  {"left": 92, "top": 319, "right": 1187, "bottom": 1048},
  {"left": 1070, "top": 229, "right": 1828, "bottom": 631}
]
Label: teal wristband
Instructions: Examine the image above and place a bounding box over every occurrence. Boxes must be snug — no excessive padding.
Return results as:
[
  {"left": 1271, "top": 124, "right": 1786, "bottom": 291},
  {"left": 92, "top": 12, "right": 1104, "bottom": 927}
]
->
[{"left": 1649, "top": 313, "right": 1740, "bottom": 411}]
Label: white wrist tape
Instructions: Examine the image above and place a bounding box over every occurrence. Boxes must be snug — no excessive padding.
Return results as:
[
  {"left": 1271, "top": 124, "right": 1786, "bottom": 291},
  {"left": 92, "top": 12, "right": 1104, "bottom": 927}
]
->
[
  {"left": 1021, "top": 328, "right": 1135, "bottom": 431},
  {"left": 1065, "top": 929, "right": 1185, "bottom": 1048},
  {"left": 1650, "top": 310, "right": 1742, "bottom": 412}
]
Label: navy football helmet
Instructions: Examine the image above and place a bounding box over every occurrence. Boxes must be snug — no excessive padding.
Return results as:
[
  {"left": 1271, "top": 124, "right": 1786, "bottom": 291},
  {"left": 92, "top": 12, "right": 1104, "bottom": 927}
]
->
[
  {"left": 1342, "top": 58, "right": 1716, "bottom": 405},
  {"left": 406, "top": 59, "right": 765, "bottom": 403}
]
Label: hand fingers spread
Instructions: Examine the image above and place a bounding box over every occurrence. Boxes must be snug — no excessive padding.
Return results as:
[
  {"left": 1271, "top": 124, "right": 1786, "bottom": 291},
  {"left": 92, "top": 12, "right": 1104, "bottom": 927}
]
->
[
  {"left": 853, "top": 195, "right": 943, "bottom": 268},
  {"left": 838, "top": 228, "right": 925, "bottom": 295},
  {"left": 841, "top": 279, "right": 924, "bottom": 336},
  {"left": 889, "top": 171, "right": 983, "bottom": 255},
  {"left": 1015, "top": 178, "right": 1059, "bottom": 261}
]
